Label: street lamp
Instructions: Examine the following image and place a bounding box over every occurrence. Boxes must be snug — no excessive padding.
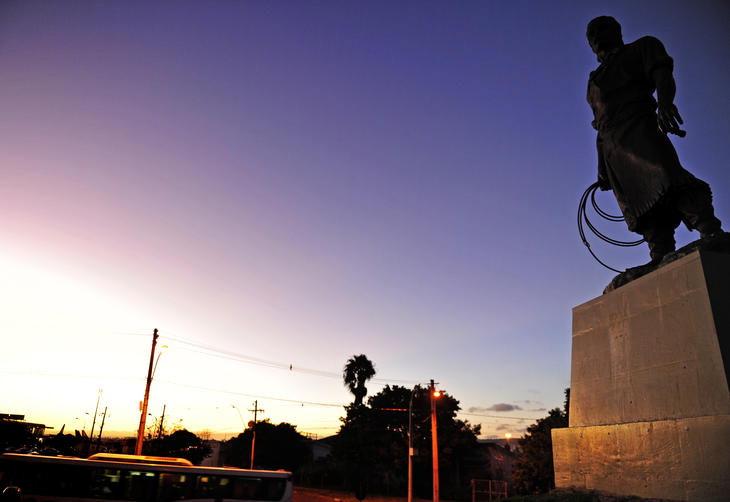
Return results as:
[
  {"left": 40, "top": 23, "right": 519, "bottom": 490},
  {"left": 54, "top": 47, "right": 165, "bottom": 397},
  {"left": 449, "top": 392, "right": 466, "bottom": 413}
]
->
[
  {"left": 407, "top": 384, "right": 420, "bottom": 502},
  {"left": 152, "top": 344, "right": 168, "bottom": 379},
  {"left": 504, "top": 432, "right": 513, "bottom": 451},
  {"left": 232, "top": 404, "right": 247, "bottom": 466},
  {"left": 232, "top": 404, "right": 246, "bottom": 430}
]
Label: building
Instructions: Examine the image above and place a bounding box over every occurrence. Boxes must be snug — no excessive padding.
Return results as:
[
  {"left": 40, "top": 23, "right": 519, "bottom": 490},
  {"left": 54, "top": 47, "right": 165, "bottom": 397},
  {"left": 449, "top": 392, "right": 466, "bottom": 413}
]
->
[
  {"left": 477, "top": 439, "right": 516, "bottom": 485},
  {"left": 0, "top": 414, "right": 50, "bottom": 450}
]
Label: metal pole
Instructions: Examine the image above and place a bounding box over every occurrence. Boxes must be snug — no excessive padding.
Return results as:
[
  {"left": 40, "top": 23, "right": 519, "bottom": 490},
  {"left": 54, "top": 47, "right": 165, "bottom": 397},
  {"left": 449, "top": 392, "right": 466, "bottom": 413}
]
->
[
  {"left": 95, "top": 406, "right": 107, "bottom": 452},
  {"left": 135, "top": 329, "right": 158, "bottom": 455},
  {"left": 430, "top": 379, "right": 439, "bottom": 502},
  {"left": 157, "top": 404, "right": 166, "bottom": 440},
  {"left": 408, "top": 385, "right": 418, "bottom": 502},
  {"left": 87, "top": 388, "right": 102, "bottom": 455}
]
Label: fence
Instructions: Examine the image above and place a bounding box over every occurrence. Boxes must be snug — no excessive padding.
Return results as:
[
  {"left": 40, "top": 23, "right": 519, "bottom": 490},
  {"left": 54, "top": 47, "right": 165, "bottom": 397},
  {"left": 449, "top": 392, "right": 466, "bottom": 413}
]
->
[{"left": 470, "top": 479, "right": 508, "bottom": 502}]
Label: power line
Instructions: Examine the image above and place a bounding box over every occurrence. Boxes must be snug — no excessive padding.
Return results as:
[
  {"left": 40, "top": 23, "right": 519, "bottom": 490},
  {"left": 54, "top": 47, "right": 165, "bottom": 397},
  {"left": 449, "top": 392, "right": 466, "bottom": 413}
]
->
[
  {"left": 110, "top": 332, "right": 157, "bottom": 337},
  {"left": 113, "top": 332, "right": 531, "bottom": 418},
  {"left": 1, "top": 368, "right": 346, "bottom": 409},
  {"left": 458, "top": 411, "right": 537, "bottom": 421},
  {"left": 6, "top": 335, "right": 544, "bottom": 424},
  {"left": 0, "top": 369, "right": 141, "bottom": 382},
  {"left": 296, "top": 426, "right": 340, "bottom": 430},
  {"left": 2, "top": 368, "right": 389, "bottom": 412},
  {"left": 155, "top": 378, "right": 346, "bottom": 408},
  {"left": 3, "top": 369, "right": 543, "bottom": 423},
  {"left": 161, "top": 334, "right": 417, "bottom": 386}
]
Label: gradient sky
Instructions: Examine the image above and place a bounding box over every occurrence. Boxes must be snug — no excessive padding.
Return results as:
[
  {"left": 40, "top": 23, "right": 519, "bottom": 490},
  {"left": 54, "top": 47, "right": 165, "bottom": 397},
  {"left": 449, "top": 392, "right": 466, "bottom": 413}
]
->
[{"left": 2, "top": 1, "right": 729, "bottom": 440}]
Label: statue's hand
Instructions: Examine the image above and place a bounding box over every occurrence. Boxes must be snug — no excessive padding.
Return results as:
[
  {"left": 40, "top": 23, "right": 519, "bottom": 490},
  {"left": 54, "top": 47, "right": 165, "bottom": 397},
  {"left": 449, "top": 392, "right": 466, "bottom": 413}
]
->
[
  {"left": 658, "top": 103, "right": 686, "bottom": 137},
  {"left": 597, "top": 174, "right": 611, "bottom": 191}
]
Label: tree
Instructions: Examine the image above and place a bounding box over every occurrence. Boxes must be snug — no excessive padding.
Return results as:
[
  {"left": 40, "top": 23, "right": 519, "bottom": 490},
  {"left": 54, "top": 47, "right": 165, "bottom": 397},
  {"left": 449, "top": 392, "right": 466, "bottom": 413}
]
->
[
  {"left": 145, "top": 429, "right": 212, "bottom": 465},
  {"left": 222, "top": 421, "right": 311, "bottom": 473},
  {"left": 512, "top": 389, "right": 570, "bottom": 495},
  {"left": 343, "top": 354, "right": 376, "bottom": 406},
  {"left": 331, "top": 385, "right": 483, "bottom": 499}
]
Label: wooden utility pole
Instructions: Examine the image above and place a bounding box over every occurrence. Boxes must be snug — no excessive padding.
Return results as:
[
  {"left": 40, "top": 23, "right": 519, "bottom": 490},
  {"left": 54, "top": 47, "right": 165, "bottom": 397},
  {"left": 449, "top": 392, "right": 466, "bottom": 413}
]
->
[
  {"left": 249, "top": 400, "right": 264, "bottom": 469},
  {"left": 135, "top": 329, "right": 159, "bottom": 455},
  {"left": 430, "top": 379, "right": 440, "bottom": 502},
  {"left": 95, "top": 406, "right": 108, "bottom": 452}
]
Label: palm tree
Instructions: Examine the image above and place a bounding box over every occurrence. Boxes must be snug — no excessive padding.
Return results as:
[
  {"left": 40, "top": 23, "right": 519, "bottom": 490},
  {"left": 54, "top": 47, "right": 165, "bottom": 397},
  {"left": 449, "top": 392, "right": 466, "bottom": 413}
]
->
[{"left": 343, "top": 354, "right": 376, "bottom": 406}]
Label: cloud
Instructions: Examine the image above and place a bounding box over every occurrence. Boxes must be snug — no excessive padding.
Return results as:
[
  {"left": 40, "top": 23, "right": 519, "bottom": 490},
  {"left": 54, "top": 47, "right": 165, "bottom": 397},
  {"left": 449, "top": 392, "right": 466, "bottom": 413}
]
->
[
  {"left": 518, "top": 400, "right": 544, "bottom": 407},
  {"left": 488, "top": 403, "right": 523, "bottom": 412},
  {"left": 528, "top": 408, "right": 547, "bottom": 412},
  {"left": 495, "top": 424, "right": 510, "bottom": 431},
  {"left": 469, "top": 403, "right": 523, "bottom": 413}
]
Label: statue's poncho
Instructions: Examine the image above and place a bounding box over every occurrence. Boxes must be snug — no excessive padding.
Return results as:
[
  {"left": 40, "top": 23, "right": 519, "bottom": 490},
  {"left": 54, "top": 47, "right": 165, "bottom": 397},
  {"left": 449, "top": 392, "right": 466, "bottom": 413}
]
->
[{"left": 588, "top": 36, "right": 696, "bottom": 231}]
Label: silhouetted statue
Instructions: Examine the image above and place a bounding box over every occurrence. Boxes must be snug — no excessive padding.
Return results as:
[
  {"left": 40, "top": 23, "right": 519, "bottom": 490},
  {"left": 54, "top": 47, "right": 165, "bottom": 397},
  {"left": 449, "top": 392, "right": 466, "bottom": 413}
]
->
[{"left": 586, "top": 16, "right": 723, "bottom": 264}]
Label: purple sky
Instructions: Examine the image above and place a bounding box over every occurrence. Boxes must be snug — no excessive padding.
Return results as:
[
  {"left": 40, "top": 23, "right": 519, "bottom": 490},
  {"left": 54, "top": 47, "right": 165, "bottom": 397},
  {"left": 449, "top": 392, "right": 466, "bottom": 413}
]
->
[{"left": 2, "top": 1, "right": 728, "bottom": 437}]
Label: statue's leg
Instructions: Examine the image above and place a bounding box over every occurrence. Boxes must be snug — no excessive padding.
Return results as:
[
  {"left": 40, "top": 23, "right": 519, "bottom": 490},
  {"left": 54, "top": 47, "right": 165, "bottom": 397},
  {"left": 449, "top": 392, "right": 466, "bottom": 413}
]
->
[
  {"left": 674, "top": 180, "right": 723, "bottom": 237},
  {"left": 638, "top": 204, "right": 681, "bottom": 262}
]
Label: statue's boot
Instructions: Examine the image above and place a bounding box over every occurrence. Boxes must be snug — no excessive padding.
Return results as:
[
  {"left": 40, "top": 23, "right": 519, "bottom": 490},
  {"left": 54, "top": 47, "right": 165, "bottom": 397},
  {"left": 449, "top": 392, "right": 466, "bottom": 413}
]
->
[
  {"left": 676, "top": 179, "right": 722, "bottom": 238},
  {"left": 647, "top": 236, "right": 675, "bottom": 264}
]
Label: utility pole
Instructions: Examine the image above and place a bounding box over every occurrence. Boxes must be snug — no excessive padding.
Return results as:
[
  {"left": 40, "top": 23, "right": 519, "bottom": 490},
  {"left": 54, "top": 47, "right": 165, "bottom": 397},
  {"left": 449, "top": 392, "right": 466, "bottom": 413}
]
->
[
  {"left": 95, "top": 406, "right": 108, "bottom": 452},
  {"left": 430, "top": 379, "right": 440, "bottom": 502},
  {"left": 135, "top": 328, "right": 159, "bottom": 455},
  {"left": 248, "top": 400, "right": 264, "bottom": 469},
  {"left": 157, "top": 404, "right": 167, "bottom": 440},
  {"left": 87, "top": 388, "right": 102, "bottom": 456}
]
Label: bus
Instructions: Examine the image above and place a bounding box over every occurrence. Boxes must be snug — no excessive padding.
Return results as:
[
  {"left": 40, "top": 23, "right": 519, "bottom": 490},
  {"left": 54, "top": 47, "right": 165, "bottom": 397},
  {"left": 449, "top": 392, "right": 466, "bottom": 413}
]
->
[{"left": 0, "top": 453, "right": 293, "bottom": 501}]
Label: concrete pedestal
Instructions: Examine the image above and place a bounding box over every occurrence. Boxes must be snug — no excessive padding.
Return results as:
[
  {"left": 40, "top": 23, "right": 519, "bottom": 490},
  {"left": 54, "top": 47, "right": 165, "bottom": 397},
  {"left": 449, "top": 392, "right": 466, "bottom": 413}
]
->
[{"left": 552, "top": 250, "right": 730, "bottom": 501}]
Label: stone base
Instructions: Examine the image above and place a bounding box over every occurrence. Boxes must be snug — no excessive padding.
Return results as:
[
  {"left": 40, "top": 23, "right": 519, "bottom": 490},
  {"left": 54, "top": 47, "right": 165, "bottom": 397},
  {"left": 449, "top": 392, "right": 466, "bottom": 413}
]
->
[
  {"left": 570, "top": 250, "right": 730, "bottom": 428},
  {"left": 552, "top": 415, "right": 730, "bottom": 502},
  {"left": 553, "top": 249, "right": 730, "bottom": 501}
]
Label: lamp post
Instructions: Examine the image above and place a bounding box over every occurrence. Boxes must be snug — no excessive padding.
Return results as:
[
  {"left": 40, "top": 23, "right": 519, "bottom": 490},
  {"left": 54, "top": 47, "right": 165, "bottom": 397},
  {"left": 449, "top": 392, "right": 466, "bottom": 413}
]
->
[
  {"left": 407, "top": 384, "right": 420, "bottom": 502},
  {"left": 134, "top": 329, "right": 166, "bottom": 455},
  {"left": 408, "top": 381, "right": 442, "bottom": 502}
]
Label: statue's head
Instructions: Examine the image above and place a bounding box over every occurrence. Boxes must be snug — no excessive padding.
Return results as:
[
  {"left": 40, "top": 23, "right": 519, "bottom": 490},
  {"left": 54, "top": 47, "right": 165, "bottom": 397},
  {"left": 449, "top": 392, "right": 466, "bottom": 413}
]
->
[{"left": 587, "top": 16, "right": 623, "bottom": 61}]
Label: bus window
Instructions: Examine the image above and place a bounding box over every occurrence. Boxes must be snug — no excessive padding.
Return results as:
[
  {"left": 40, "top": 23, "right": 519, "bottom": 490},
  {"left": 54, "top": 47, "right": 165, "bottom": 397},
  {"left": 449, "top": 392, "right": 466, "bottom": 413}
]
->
[
  {"left": 90, "top": 468, "right": 125, "bottom": 498},
  {"left": 124, "top": 470, "right": 158, "bottom": 501},
  {"left": 158, "top": 472, "right": 194, "bottom": 500},
  {"left": 229, "top": 478, "right": 286, "bottom": 501},
  {"left": 231, "top": 478, "right": 259, "bottom": 499},
  {"left": 195, "top": 475, "right": 237, "bottom": 497}
]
